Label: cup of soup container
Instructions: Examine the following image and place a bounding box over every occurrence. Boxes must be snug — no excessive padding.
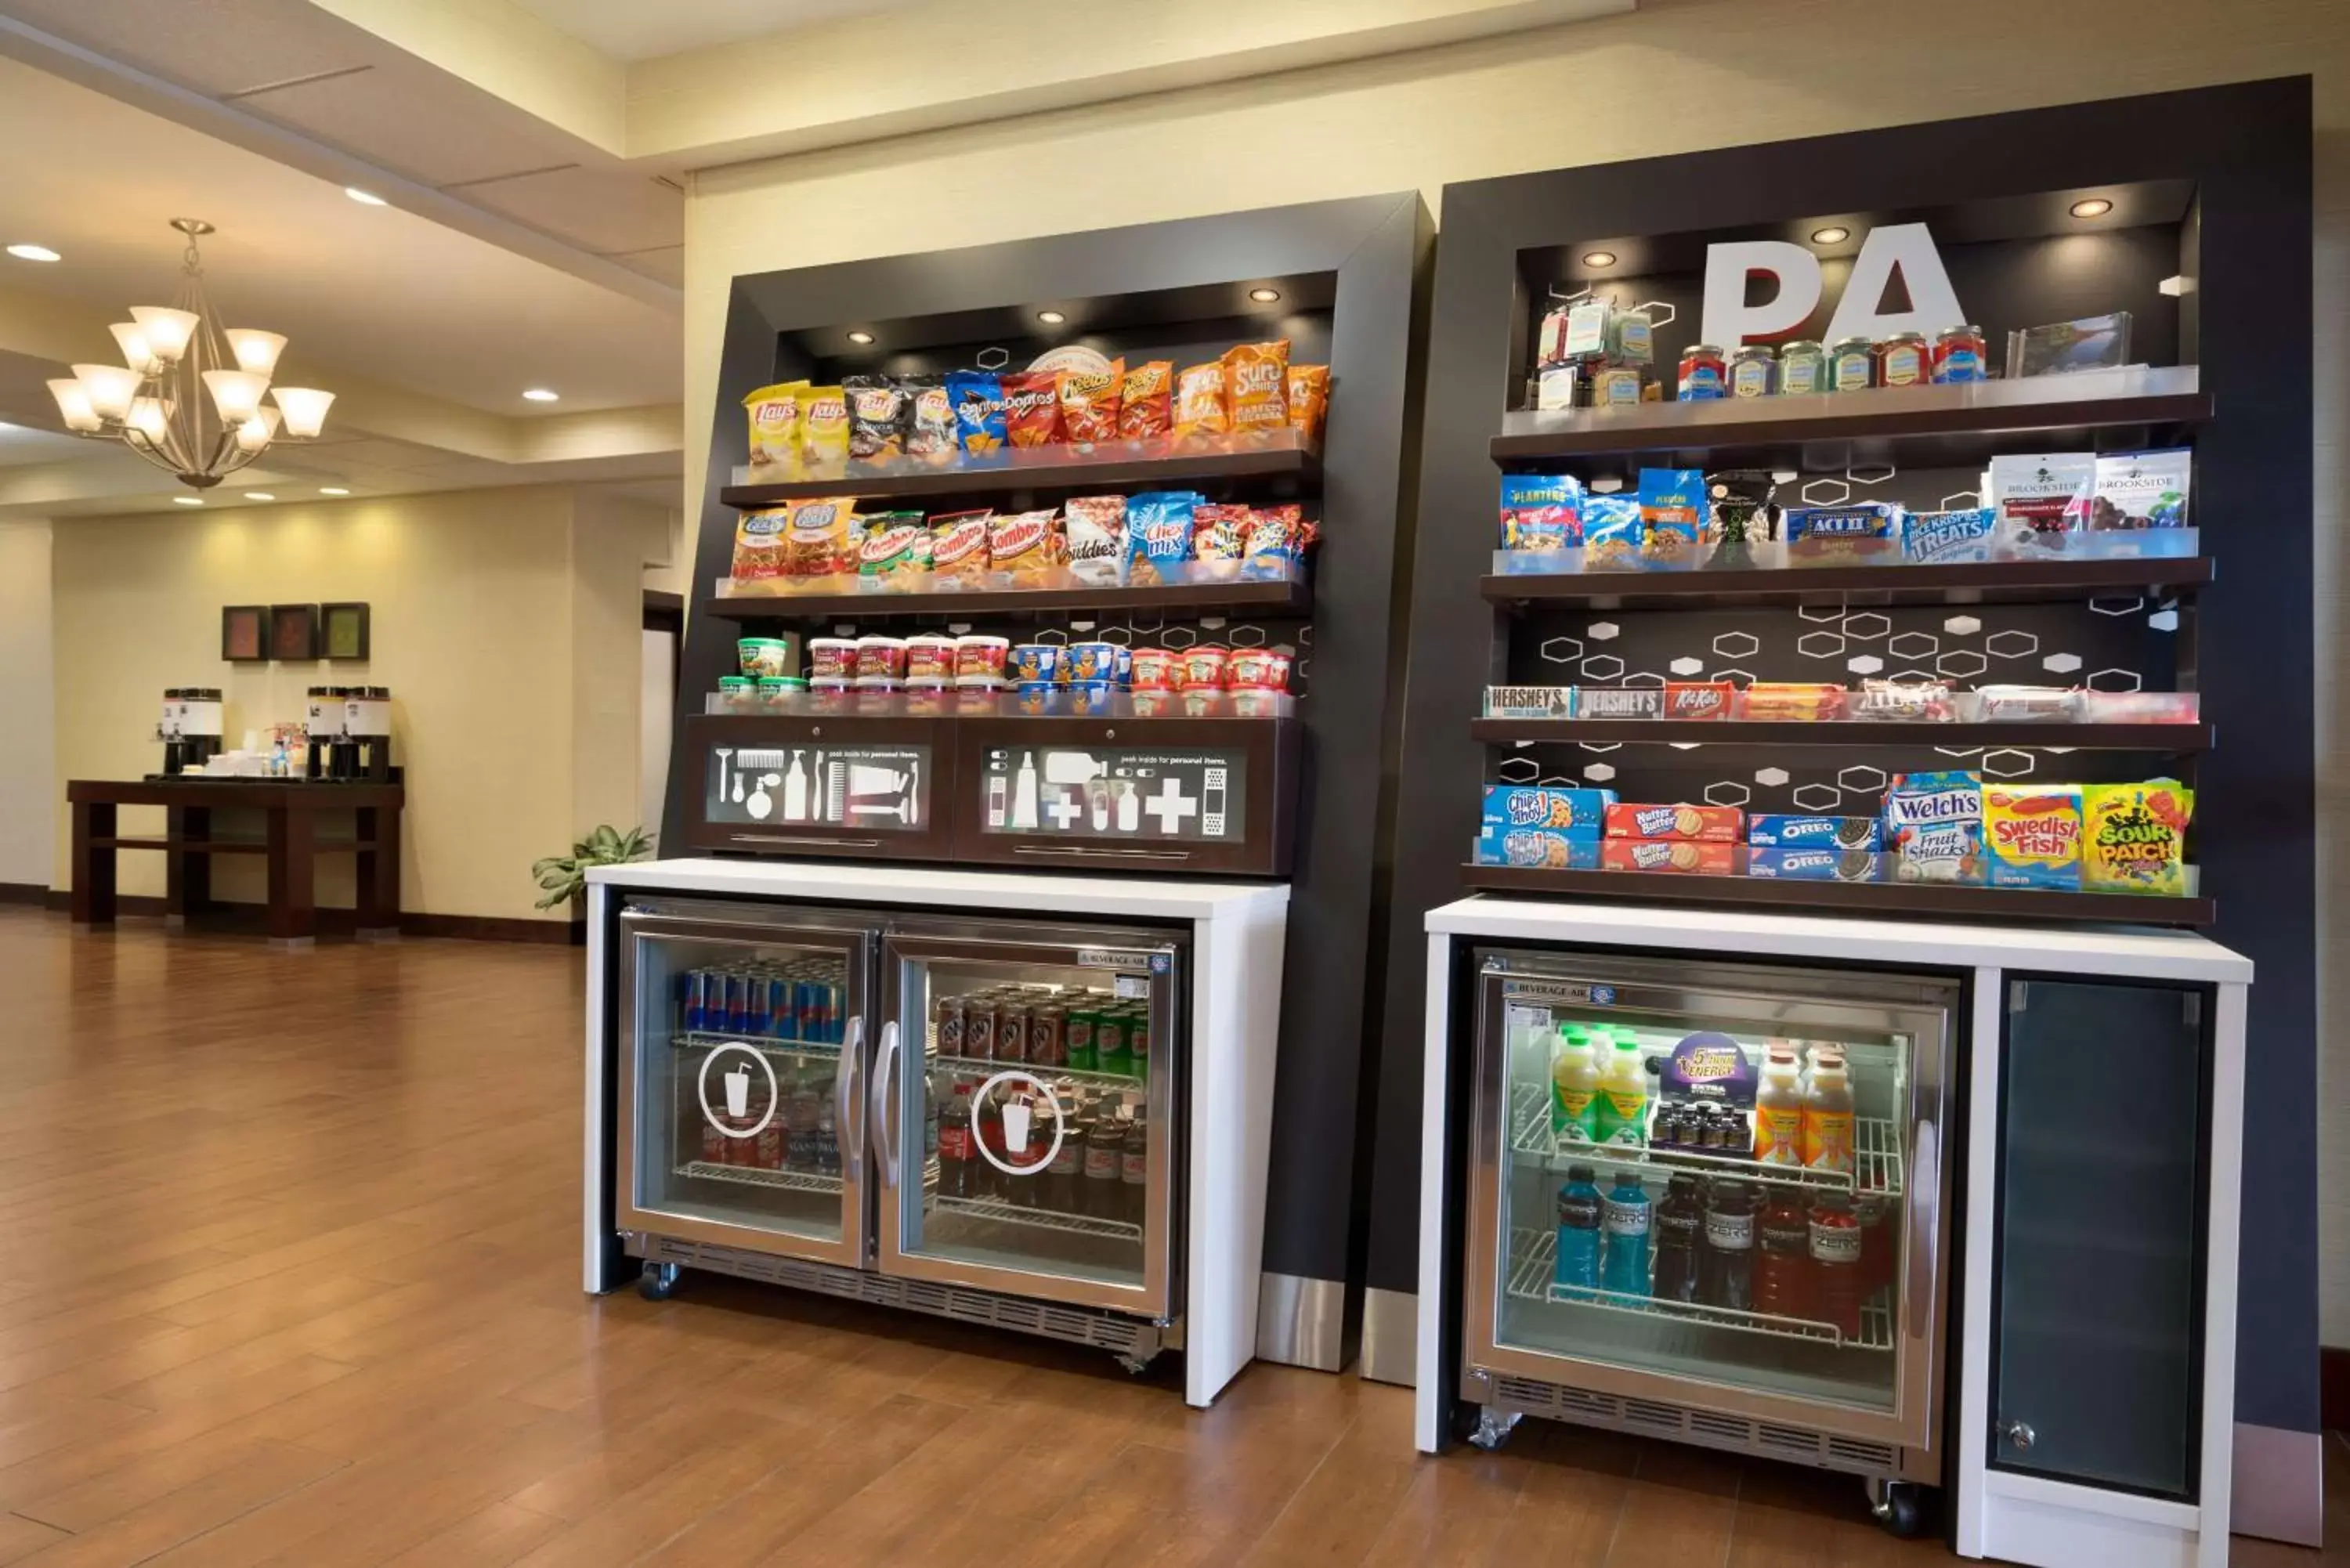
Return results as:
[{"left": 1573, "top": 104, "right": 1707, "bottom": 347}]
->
[
  {"left": 1130, "top": 648, "right": 1177, "bottom": 691},
  {"left": 1068, "top": 680, "right": 1116, "bottom": 715},
  {"left": 905, "top": 634, "right": 959, "bottom": 682},
  {"left": 738, "top": 637, "right": 794, "bottom": 679},
  {"left": 855, "top": 636, "right": 909, "bottom": 681},
  {"left": 1227, "top": 649, "right": 1285, "bottom": 690},
  {"left": 808, "top": 638, "right": 859, "bottom": 681},
  {"left": 1065, "top": 641, "right": 1119, "bottom": 683},
  {"left": 1180, "top": 688, "right": 1224, "bottom": 717},
  {"left": 1231, "top": 688, "right": 1287, "bottom": 718},
  {"left": 903, "top": 681, "right": 950, "bottom": 715},
  {"left": 1013, "top": 680, "right": 1059, "bottom": 715},
  {"left": 810, "top": 677, "right": 854, "bottom": 713},
  {"left": 757, "top": 676, "right": 806, "bottom": 710},
  {"left": 956, "top": 684, "right": 1002, "bottom": 714},
  {"left": 1177, "top": 646, "right": 1230, "bottom": 691},
  {"left": 955, "top": 635, "right": 1010, "bottom": 681},
  {"left": 1009, "top": 643, "right": 1061, "bottom": 684},
  {"left": 1129, "top": 689, "right": 1175, "bottom": 717}
]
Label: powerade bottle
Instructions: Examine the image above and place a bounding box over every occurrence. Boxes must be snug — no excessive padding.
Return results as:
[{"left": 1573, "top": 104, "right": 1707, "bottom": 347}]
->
[
  {"left": 1553, "top": 1165, "right": 1603, "bottom": 1299},
  {"left": 1600, "top": 1173, "right": 1653, "bottom": 1298}
]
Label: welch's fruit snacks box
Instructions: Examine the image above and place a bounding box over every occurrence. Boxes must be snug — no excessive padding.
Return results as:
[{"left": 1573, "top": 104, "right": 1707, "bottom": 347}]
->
[{"left": 1882, "top": 770, "right": 1984, "bottom": 883}]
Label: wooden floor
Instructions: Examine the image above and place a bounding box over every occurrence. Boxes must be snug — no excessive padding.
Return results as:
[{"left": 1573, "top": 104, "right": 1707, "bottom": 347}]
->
[{"left": 0, "top": 908, "right": 2334, "bottom": 1566}]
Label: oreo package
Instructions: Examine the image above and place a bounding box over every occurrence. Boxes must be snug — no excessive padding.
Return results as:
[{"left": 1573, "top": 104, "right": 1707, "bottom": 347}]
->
[
  {"left": 1747, "top": 847, "right": 1886, "bottom": 882},
  {"left": 1747, "top": 814, "right": 1882, "bottom": 850}
]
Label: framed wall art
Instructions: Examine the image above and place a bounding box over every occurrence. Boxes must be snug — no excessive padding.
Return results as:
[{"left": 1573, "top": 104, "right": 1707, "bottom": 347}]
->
[
  {"left": 220, "top": 605, "right": 269, "bottom": 662},
  {"left": 321, "top": 602, "right": 371, "bottom": 660},
  {"left": 269, "top": 603, "right": 319, "bottom": 662}
]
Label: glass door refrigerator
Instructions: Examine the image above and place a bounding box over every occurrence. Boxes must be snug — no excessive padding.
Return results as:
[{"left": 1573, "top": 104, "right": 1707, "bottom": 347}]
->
[
  {"left": 615, "top": 897, "right": 1185, "bottom": 1369},
  {"left": 1459, "top": 948, "right": 1957, "bottom": 1521}
]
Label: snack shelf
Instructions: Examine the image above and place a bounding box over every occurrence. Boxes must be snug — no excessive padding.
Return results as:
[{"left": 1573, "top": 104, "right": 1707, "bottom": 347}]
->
[
  {"left": 703, "top": 574, "right": 1311, "bottom": 625},
  {"left": 674, "top": 1161, "right": 845, "bottom": 1197},
  {"left": 670, "top": 1031, "right": 844, "bottom": 1060},
  {"left": 1482, "top": 555, "right": 2213, "bottom": 610},
  {"left": 930, "top": 1194, "right": 1143, "bottom": 1244},
  {"left": 1488, "top": 364, "right": 2208, "bottom": 472},
  {"left": 931, "top": 1053, "right": 1144, "bottom": 1093},
  {"left": 1459, "top": 862, "right": 2214, "bottom": 927},
  {"left": 1503, "top": 1227, "right": 1895, "bottom": 1352},
  {"left": 1471, "top": 718, "right": 2211, "bottom": 750},
  {"left": 1506, "top": 1078, "right": 1904, "bottom": 1199},
  {"left": 719, "top": 437, "right": 1321, "bottom": 508}
]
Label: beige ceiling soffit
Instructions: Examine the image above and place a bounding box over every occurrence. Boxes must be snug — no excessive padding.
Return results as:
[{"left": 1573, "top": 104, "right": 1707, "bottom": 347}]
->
[
  {"left": 0, "top": 452, "right": 289, "bottom": 508},
  {"left": 513, "top": 404, "right": 687, "bottom": 464},
  {"left": 0, "top": 13, "right": 678, "bottom": 313},
  {"left": 626, "top": 0, "right": 1636, "bottom": 169}
]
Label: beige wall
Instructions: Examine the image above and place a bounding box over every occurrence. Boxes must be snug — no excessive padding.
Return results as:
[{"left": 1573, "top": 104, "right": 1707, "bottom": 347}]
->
[
  {"left": 683, "top": 0, "right": 2350, "bottom": 1332},
  {"left": 49, "top": 486, "right": 671, "bottom": 923},
  {"left": 0, "top": 520, "right": 55, "bottom": 889}
]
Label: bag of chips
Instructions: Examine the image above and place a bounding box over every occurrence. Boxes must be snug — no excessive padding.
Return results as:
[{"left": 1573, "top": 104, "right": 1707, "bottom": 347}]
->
[
  {"left": 1499, "top": 474, "right": 1582, "bottom": 551},
  {"left": 743, "top": 381, "right": 807, "bottom": 475},
  {"left": 1002, "top": 370, "right": 1063, "bottom": 448},
  {"left": 1990, "top": 453, "right": 2094, "bottom": 552},
  {"left": 1173, "top": 363, "right": 1228, "bottom": 442},
  {"left": 1064, "top": 495, "right": 1129, "bottom": 586},
  {"left": 1224, "top": 340, "right": 1289, "bottom": 432},
  {"left": 844, "top": 375, "right": 908, "bottom": 464},
  {"left": 1285, "top": 363, "right": 1329, "bottom": 444},
  {"left": 856, "top": 512, "right": 931, "bottom": 587},
  {"left": 784, "top": 497, "right": 859, "bottom": 581},
  {"left": 800, "top": 386, "right": 850, "bottom": 475},
  {"left": 730, "top": 505, "right": 792, "bottom": 582},
  {"left": 1128, "top": 492, "right": 1200, "bottom": 583},
  {"left": 990, "top": 508, "right": 1064, "bottom": 585},
  {"left": 1059, "top": 359, "right": 1123, "bottom": 446},
  {"left": 1191, "top": 501, "right": 1248, "bottom": 576},
  {"left": 1120, "top": 360, "right": 1173, "bottom": 440},
  {"left": 947, "top": 370, "right": 1005, "bottom": 457},
  {"left": 931, "top": 509, "right": 993, "bottom": 586},
  {"left": 905, "top": 378, "right": 956, "bottom": 464},
  {"left": 1582, "top": 493, "right": 1643, "bottom": 570},
  {"left": 1242, "top": 505, "right": 1300, "bottom": 578}
]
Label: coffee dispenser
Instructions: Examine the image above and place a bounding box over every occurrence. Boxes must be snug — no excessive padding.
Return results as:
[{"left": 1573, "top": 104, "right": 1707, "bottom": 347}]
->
[
  {"left": 304, "top": 685, "right": 346, "bottom": 781},
  {"left": 161, "top": 687, "right": 223, "bottom": 774},
  {"left": 345, "top": 686, "right": 393, "bottom": 782}
]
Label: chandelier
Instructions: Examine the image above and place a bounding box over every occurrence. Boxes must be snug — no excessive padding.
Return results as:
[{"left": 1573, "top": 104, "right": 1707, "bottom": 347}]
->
[{"left": 45, "top": 219, "right": 333, "bottom": 489}]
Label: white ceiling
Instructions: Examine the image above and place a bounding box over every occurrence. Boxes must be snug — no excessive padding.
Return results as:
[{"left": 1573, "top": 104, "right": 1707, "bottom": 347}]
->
[
  {"left": 0, "top": 52, "right": 682, "bottom": 414},
  {"left": 505, "top": 0, "right": 915, "bottom": 61}
]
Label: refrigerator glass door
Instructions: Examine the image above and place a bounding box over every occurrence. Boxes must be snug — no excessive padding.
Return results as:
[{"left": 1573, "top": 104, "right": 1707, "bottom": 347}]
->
[
  {"left": 874, "top": 928, "right": 1183, "bottom": 1318},
  {"left": 1464, "top": 949, "right": 1955, "bottom": 1449},
  {"left": 616, "top": 904, "right": 873, "bottom": 1269}
]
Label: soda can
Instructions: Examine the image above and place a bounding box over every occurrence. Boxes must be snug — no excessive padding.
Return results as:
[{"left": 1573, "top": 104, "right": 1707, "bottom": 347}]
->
[
  {"left": 1030, "top": 1005, "right": 1066, "bottom": 1069},
  {"left": 699, "top": 1121, "right": 729, "bottom": 1166},
  {"left": 935, "top": 994, "right": 967, "bottom": 1057},
  {"left": 1128, "top": 1013, "right": 1152, "bottom": 1075},
  {"left": 676, "top": 969, "right": 708, "bottom": 1035},
  {"left": 757, "top": 975, "right": 786, "bottom": 1039},
  {"left": 745, "top": 970, "right": 775, "bottom": 1039},
  {"left": 720, "top": 970, "right": 750, "bottom": 1035},
  {"left": 996, "top": 1002, "right": 1031, "bottom": 1065},
  {"left": 966, "top": 997, "right": 997, "bottom": 1061},
  {"left": 1096, "top": 1008, "right": 1131, "bottom": 1076},
  {"left": 1065, "top": 1006, "right": 1099, "bottom": 1072}
]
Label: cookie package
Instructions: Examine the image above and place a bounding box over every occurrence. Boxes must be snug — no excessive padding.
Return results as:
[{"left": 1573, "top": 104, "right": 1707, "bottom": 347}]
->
[{"left": 1603, "top": 802, "right": 1743, "bottom": 844}]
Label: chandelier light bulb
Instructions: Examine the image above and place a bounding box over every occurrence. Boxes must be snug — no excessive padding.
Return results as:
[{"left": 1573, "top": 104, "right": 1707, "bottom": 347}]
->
[
  {"left": 46, "top": 378, "right": 100, "bottom": 432},
  {"left": 128, "top": 396, "right": 169, "bottom": 441},
  {"left": 128, "top": 305, "right": 200, "bottom": 363},
  {"left": 225, "top": 329, "right": 287, "bottom": 374},
  {"left": 109, "top": 323, "right": 160, "bottom": 376},
  {"left": 202, "top": 369, "right": 269, "bottom": 424},
  {"left": 72, "top": 363, "right": 139, "bottom": 421},
  {"left": 235, "top": 407, "right": 281, "bottom": 453},
  {"left": 269, "top": 386, "right": 334, "bottom": 438}
]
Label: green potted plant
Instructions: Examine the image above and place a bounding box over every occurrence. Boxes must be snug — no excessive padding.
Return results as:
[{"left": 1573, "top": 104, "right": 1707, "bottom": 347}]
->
[{"left": 533, "top": 825, "right": 654, "bottom": 938}]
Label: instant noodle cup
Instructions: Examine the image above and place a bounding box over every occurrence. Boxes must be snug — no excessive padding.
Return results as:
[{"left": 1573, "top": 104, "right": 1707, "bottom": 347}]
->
[
  {"left": 1065, "top": 641, "right": 1119, "bottom": 683},
  {"left": 1068, "top": 680, "right": 1116, "bottom": 716},
  {"left": 1120, "top": 360, "right": 1173, "bottom": 441},
  {"left": 743, "top": 381, "right": 807, "bottom": 474},
  {"left": 855, "top": 637, "right": 909, "bottom": 681},
  {"left": 1013, "top": 680, "right": 1059, "bottom": 715},
  {"left": 954, "top": 634, "right": 1009, "bottom": 681},
  {"left": 905, "top": 635, "right": 958, "bottom": 682},
  {"left": 1130, "top": 647, "right": 1177, "bottom": 691},
  {"left": 1177, "top": 646, "right": 1229, "bottom": 691},
  {"left": 1227, "top": 648, "right": 1285, "bottom": 690},
  {"left": 1180, "top": 688, "right": 1224, "bottom": 717},
  {"left": 1129, "top": 690, "right": 1176, "bottom": 717},
  {"left": 1008, "top": 643, "right": 1061, "bottom": 684},
  {"left": 1173, "top": 363, "right": 1228, "bottom": 441},
  {"left": 808, "top": 638, "right": 859, "bottom": 681},
  {"left": 1223, "top": 340, "right": 1290, "bottom": 432},
  {"left": 737, "top": 637, "right": 794, "bottom": 679},
  {"left": 809, "top": 677, "right": 854, "bottom": 713}
]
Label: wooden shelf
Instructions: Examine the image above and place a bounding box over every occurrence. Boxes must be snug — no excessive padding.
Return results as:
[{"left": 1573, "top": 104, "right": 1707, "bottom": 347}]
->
[
  {"left": 1472, "top": 718, "right": 2210, "bottom": 750},
  {"left": 703, "top": 575, "right": 1309, "bottom": 623},
  {"left": 1488, "top": 366, "right": 2207, "bottom": 472},
  {"left": 1483, "top": 556, "right": 2212, "bottom": 610},
  {"left": 1459, "top": 862, "right": 2214, "bottom": 927},
  {"left": 718, "top": 442, "right": 1320, "bottom": 509}
]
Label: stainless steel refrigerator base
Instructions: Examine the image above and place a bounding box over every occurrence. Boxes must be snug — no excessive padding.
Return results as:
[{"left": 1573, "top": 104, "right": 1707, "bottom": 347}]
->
[{"left": 628, "top": 1232, "right": 1179, "bottom": 1364}]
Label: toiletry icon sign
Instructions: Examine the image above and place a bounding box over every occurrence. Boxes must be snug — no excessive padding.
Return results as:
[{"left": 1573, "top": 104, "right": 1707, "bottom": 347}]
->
[{"left": 696, "top": 1042, "right": 779, "bottom": 1138}]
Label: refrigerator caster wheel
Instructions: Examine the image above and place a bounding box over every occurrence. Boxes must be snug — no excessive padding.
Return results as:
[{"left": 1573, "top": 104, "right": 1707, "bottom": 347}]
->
[
  {"left": 1114, "top": 1349, "right": 1160, "bottom": 1377},
  {"left": 638, "top": 1262, "right": 681, "bottom": 1301},
  {"left": 1466, "top": 1408, "right": 1521, "bottom": 1452},
  {"left": 1867, "top": 1479, "right": 1926, "bottom": 1538}
]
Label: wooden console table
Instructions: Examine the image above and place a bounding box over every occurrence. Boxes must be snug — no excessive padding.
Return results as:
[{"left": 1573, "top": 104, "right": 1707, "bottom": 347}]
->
[{"left": 67, "top": 779, "right": 404, "bottom": 948}]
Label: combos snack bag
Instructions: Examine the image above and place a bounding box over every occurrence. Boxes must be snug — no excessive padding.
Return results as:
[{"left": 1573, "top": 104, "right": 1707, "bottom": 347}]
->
[
  {"left": 1058, "top": 359, "right": 1123, "bottom": 445},
  {"left": 947, "top": 370, "right": 1006, "bottom": 457},
  {"left": 1063, "top": 495, "right": 1129, "bottom": 586},
  {"left": 905, "top": 379, "right": 956, "bottom": 463},
  {"left": 800, "top": 385, "right": 850, "bottom": 473},
  {"left": 1637, "top": 468, "right": 1705, "bottom": 565},
  {"left": 1173, "top": 363, "right": 1229, "bottom": 440},
  {"left": 1499, "top": 474, "right": 1582, "bottom": 551},
  {"left": 1120, "top": 361, "right": 1173, "bottom": 440},
  {"left": 729, "top": 505, "right": 793, "bottom": 583},
  {"left": 990, "top": 508, "right": 1064, "bottom": 585},
  {"left": 1984, "top": 784, "right": 2084, "bottom": 889},
  {"left": 1127, "top": 491, "right": 1199, "bottom": 582},
  {"left": 743, "top": 381, "right": 807, "bottom": 474},
  {"left": 1223, "top": 340, "right": 1290, "bottom": 433},
  {"left": 2082, "top": 779, "right": 2194, "bottom": 894},
  {"left": 783, "top": 497, "right": 859, "bottom": 582},
  {"left": 844, "top": 375, "right": 908, "bottom": 463},
  {"left": 1883, "top": 769, "right": 1983, "bottom": 883},
  {"left": 1286, "top": 363, "right": 1330, "bottom": 443},
  {"left": 856, "top": 512, "right": 931, "bottom": 587},
  {"left": 1002, "top": 370, "right": 1062, "bottom": 448},
  {"left": 930, "top": 509, "right": 993, "bottom": 587}
]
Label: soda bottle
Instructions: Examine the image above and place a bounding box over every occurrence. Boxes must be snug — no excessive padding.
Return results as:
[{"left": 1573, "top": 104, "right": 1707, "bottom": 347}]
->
[
  {"left": 1044, "top": 1109, "right": 1086, "bottom": 1214},
  {"left": 1594, "top": 1034, "right": 1650, "bottom": 1147},
  {"left": 974, "top": 1087, "right": 1005, "bottom": 1203},
  {"left": 1599, "top": 1173, "right": 1652, "bottom": 1297},
  {"left": 937, "top": 1084, "right": 978, "bottom": 1201},
  {"left": 1755, "top": 1045, "right": 1804, "bottom": 1165},
  {"left": 1701, "top": 1180, "right": 1756, "bottom": 1311},
  {"left": 1119, "top": 1113, "right": 1151, "bottom": 1228},
  {"left": 1752, "top": 1190, "right": 1812, "bottom": 1321},
  {"left": 1082, "top": 1111, "right": 1125, "bottom": 1219},
  {"left": 1810, "top": 1193, "right": 1864, "bottom": 1340},
  {"left": 1802, "top": 1050, "right": 1855, "bottom": 1174},
  {"left": 807, "top": 1081, "right": 841, "bottom": 1180},
  {"left": 1552, "top": 1164, "right": 1603, "bottom": 1299},
  {"left": 783, "top": 1064, "right": 821, "bottom": 1172},
  {"left": 1649, "top": 1174, "right": 1704, "bottom": 1302},
  {"left": 1550, "top": 1028, "right": 1601, "bottom": 1145}
]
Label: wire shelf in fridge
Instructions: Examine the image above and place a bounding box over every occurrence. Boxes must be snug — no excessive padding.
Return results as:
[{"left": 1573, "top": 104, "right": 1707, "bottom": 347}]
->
[
  {"left": 927, "top": 1053, "right": 1144, "bottom": 1093},
  {"left": 674, "top": 1160, "right": 845, "bottom": 1196},
  {"left": 929, "top": 1194, "right": 1143, "bottom": 1244},
  {"left": 671, "top": 1030, "right": 844, "bottom": 1060},
  {"left": 1507, "top": 1081, "right": 1904, "bottom": 1200},
  {"left": 1505, "top": 1228, "right": 1893, "bottom": 1353}
]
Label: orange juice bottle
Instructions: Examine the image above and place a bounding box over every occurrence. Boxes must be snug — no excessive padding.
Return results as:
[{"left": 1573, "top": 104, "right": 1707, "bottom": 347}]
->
[{"left": 1802, "top": 1050, "right": 1854, "bottom": 1174}]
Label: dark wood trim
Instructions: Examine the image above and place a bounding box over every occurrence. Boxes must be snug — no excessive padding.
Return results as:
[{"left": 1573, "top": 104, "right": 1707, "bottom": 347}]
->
[
  {"left": 2322, "top": 1345, "right": 2350, "bottom": 1431},
  {"left": 0, "top": 881, "right": 46, "bottom": 906},
  {"left": 643, "top": 589, "right": 685, "bottom": 616},
  {"left": 718, "top": 442, "right": 1319, "bottom": 509},
  {"left": 1457, "top": 862, "right": 2215, "bottom": 927},
  {"left": 1484, "top": 557, "right": 2214, "bottom": 611},
  {"left": 1470, "top": 718, "right": 2211, "bottom": 750},
  {"left": 398, "top": 912, "right": 580, "bottom": 945},
  {"left": 37, "top": 891, "right": 576, "bottom": 945},
  {"left": 700, "top": 576, "right": 1309, "bottom": 626},
  {"left": 67, "top": 779, "right": 405, "bottom": 811}
]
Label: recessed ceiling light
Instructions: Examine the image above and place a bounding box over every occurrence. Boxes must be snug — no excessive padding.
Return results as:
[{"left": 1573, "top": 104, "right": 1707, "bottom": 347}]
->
[
  {"left": 172, "top": 496, "right": 204, "bottom": 506},
  {"left": 1810, "top": 226, "right": 1851, "bottom": 245},
  {"left": 522, "top": 388, "right": 559, "bottom": 403},
  {"left": 1582, "top": 251, "right": 1617, "bottom": 268},
  {"left": 845, "top": 330, "right": 875, "bottom": 345},
  {"left": 1248, "top": 287, "right": 1282, "bottom": 304},
  {"left": 5, "top": 244, "right": 60, "bottom": 262},
  {"left": 345, "top": 187, "right": 388, "bottom": 207},
  {"left": 320, "top": 486, "right": 350, "bottom": 496},
  {"left": 2070, "top": 198, "right": 2114, "bottom": 219},
  {"left": 244, "top": 492, "right": 275, "bottom": 501},
  {"left": 1036, "top": 309, "right": 1066, "bottom": 325}
]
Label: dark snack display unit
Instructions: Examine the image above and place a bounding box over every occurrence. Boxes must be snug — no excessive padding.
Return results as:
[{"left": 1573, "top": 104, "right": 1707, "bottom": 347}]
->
[
  {"left": 602, "top": 196, "right": 1428, "bottom": 1388},
  {"left": 1372, "top": 81, "right": 2311, "bottom": 1563}
]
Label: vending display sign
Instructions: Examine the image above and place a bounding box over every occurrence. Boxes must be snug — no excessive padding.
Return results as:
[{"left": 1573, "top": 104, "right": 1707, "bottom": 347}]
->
[
  {"left": 978, "top": 745, "right": 1246, "bottom": 844},
  {"left": 703, "top": 742, "right": 930, "bottom": 830}
]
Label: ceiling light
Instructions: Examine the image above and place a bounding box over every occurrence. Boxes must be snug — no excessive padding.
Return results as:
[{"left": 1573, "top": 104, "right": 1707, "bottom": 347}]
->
[
  {"left": 269, "top": 386, "right": 334, "bottom": 437},
  {"left": 1582, "top": 251, "right": 1617, "bottom": 268},
  {"left": 172, "top": 495, "right": 204, "bottom": 506},
  {"left": 244, "top": 492, "right": 275, "bottom": 501},
  {"left": 7, "top": 244, "right": 60, "bottom": 262},
  {"left": 320, "top": 486, "right": 349, "bottom": 496},
  {"left": 522, "top": 388, "right": 559, "bottom": 403},
  {"left": 1249, "top": 287, "right": 1282, "bottom": 303},
  {"left": 226, "top": 329, "right": 287, "bottom": 374},
  {"left": 1036, "top": 310, "right": 1066, "bottom": 325},
  {"left": 45, "top": 380, "right": 98, "bottom": 432},
  {"left": 1810, "top": 226, "right": 1851, "bottom": 244},
  {"left": 345, "top": 187, "right": 388, "bottom": 207},
  {"left": 846, "top": 330, "right": 875, "bottom": 345},
  {"left": 2070, "top": 198, "right": 2113, "bottom": 219}
]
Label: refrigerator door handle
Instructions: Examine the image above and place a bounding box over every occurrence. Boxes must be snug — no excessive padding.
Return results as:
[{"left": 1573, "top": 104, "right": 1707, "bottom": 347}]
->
[
  {"left": 871, "top": 1020, "right": 902, "bottom": 1188},
  {"left": 837, "top": 1015, "right": 866, "bottom": 1169}
]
